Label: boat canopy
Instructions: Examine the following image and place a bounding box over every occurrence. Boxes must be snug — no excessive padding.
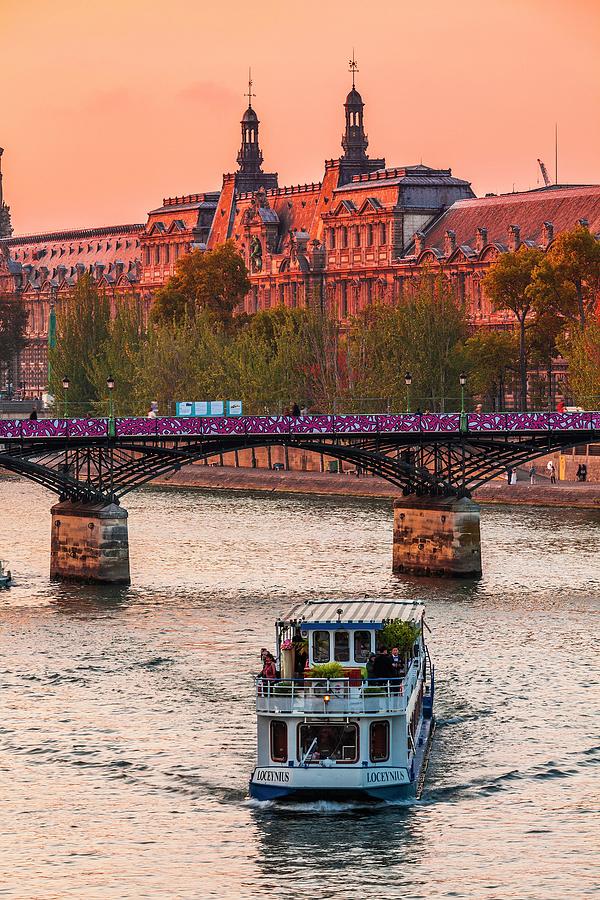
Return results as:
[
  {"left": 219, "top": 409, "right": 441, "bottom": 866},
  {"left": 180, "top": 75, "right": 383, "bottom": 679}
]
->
[{"left": 277, "top": 599, "right": 424, "bottom": 630}]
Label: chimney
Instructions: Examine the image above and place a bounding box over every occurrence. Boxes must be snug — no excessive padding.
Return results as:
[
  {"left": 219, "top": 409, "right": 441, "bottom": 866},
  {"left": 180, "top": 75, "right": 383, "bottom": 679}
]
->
[
  {"left": 578, "top": 218, "right": 589, "bottom": 230},
  {"left": 508, "top": 224, "right": 520, "bottom": 252},
  {"left": 444, "top": 229, "right": 456, "bottom": 257},
  {"left": 414, "top": 231, "right": 425, "bottom": 255},
  {"left": 475, "top": 227, "right": 488, "bottom": 253},
  {"left": 541, "top": 221, "right": 554, "bottom": 248}
]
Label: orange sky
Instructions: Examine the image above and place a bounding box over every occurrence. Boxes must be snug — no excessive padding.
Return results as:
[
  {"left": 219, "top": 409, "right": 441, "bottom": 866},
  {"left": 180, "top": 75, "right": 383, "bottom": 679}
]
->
[{"left": 2, "top": 0, "right": 600, "bottom": 235}]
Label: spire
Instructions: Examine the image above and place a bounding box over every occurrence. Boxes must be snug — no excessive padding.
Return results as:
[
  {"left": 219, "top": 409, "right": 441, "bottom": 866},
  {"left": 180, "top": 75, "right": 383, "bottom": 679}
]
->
[
  {"left": 0, "top": 148, "right": 13, "bottom": 239},
  {"left": 341, "top": 55, "right": 368, "bottom": 162},
  {"left": 237, "top": 71, "right": 263, "bottom": 175}
]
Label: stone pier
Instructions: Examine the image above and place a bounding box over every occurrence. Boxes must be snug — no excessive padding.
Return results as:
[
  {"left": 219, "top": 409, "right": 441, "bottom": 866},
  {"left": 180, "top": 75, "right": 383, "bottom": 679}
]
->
[
  {"left": 50, "top": 501, "right": 130, "bottom": 584},
  {"left": 393, "top": 496, "right": 482, "bottom": 578}
]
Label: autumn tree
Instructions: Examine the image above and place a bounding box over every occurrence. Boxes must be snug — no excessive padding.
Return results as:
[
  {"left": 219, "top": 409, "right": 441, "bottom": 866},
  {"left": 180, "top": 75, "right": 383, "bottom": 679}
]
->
[
  {"left": 483, "top": 247, "right": 543, "bottom": 410},
  {"left": 0, "top": 295, "right": 27, "bottom": 392},
  {"left": 151, "top": 241, "right": 251, "bottom": 326},
  {"left": 529, "top": 225, "right": 600, "bottom": 329}
]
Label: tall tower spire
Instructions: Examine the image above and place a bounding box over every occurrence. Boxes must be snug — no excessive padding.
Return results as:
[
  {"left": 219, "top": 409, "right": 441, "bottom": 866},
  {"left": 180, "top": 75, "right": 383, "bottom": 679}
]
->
[
  {"left": 237, "top": 71, "right": 263, "bottom": 176},
  {"left": 341, "top": 54, "right": 368, "bottom": 162},
  {"left": 0, "top": 148, "right": 13, "bottom": 239},
  {"left": 337, "top": 56, "right": 384, "bottom": 186}
]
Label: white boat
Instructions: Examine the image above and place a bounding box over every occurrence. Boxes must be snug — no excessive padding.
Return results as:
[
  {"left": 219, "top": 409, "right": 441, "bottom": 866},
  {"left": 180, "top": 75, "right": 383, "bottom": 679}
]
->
[
  {"left": 249, "top": 599, "right": 435, "bottom": 803},
  {"left": 0, "top": 561, "right": 12, "bottom": 588}
]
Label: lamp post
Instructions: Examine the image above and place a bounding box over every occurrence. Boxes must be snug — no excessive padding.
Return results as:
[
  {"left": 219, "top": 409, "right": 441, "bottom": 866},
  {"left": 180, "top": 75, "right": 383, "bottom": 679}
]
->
[
  {"left": 404, "top": 372, "right": 412, "bottom": 414},
  {"left": 62, "top": 376, "right": 70, "bottom": 419},
  {"left": 459, "top": 372, "right": 467, "bottom": 432},
  {"left": 107, "top": 375, "right": 115, "bottom": 437}
]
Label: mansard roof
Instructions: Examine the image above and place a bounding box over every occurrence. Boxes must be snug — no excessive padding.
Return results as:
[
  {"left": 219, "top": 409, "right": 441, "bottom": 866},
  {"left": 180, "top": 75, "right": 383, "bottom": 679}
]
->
[
  {"left": 419, "top": 185, "right": 600, "bottom": 254},
  {"left": 1, "top": 222, "right": 142, "bottom": 290},
  {"left": 334, "top": 164, "right": 472, "bottom": 192}
]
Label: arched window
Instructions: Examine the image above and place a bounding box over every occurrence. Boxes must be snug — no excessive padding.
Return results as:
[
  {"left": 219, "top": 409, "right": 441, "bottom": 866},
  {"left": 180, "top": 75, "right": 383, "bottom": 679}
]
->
[
  {"left": 380, "top": 223, "right": 386, "bottom": 245},
  {"left": 341, "top": 226, "right": 348, "bottom": 248},
  {"left": 154, "top": 245, "right": 160, "bottom": 265},
  {"left": 164, "top": 244, "right": 170, "bottom": 264},
  {"left": 329, "top": 228, "right": 336, "bottom": 250},
  {"left": 367, "top": 224, "right": 374, "bottom": 247},
  {"left": 353, "top": 226, "right": 360, "bottom": 248}
]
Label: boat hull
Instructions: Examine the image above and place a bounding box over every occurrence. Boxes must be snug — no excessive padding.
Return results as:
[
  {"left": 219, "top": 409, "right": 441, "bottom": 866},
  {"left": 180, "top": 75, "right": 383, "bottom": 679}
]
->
[{"left": 250, "top": 717, "right": 434, "bottom": 803}]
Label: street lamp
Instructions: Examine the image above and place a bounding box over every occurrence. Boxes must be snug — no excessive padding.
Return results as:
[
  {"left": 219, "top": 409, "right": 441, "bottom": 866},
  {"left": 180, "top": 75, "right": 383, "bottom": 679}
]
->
[
  {"left": 62, "top": 376, "right": 70, "bottom": 419},
  {"left": 404, "top": 372, "right": 412, "bottom": 414},
  {"left": 107, "top": 376, "right": 115, "bottom": 436},
  {"left": 459, "top": 372, "right": 467, "bottom": 432}
]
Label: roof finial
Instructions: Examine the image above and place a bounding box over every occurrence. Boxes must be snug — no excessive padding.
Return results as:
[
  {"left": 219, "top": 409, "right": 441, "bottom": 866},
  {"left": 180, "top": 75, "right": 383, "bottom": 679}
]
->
[
  {"left": 245, "top": 67, "right": 256, "bottom": 109},
  {"left": 348, "top": 50, "right": 358, "bottom": 89}
]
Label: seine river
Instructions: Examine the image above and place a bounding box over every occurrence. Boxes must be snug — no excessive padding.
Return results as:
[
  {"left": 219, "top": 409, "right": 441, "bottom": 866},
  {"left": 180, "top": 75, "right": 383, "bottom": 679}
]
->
[{"left": 1, "top": 477, "right": 598, "bottom": 900}]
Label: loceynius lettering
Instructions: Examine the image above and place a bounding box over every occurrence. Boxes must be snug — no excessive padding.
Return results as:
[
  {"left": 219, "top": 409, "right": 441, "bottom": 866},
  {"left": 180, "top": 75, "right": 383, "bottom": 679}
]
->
[
  {"left": 254, "top": 769, "right": 291, "bottom": 783},
  {"left": 366, "top": 769, "right": 404, "bottom": 784}
]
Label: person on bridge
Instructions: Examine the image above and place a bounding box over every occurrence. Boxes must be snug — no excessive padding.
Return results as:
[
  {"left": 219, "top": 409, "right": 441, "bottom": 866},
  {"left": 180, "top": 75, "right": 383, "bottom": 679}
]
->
[
  {"left": 29, "top": 408, "right": 37, "bottom": 420},
  {"left": 291, "top": 403, "right": 301, "bottom": 416}
]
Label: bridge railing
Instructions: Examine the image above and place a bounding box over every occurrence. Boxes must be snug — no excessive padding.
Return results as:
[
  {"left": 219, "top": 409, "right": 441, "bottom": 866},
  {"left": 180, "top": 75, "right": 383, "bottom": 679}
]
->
[{"left": 0, "top": 412, "right": 599, "bottom": 441}]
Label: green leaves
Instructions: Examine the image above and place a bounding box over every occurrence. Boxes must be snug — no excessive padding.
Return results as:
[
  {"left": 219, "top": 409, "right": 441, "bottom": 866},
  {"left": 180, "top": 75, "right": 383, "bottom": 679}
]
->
[{"left": 379, "top": 620, "right": 420, "bottom": 653}]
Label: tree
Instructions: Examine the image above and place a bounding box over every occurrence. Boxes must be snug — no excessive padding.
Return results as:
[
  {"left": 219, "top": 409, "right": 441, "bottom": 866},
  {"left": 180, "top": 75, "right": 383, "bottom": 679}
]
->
[
  {"left": 529, "top": 225, "right": 600, "bottom": 329},
  {"left": 526, "top": 309, "right": 565, "bottom": 410},
  {"left": 483, "top": 247, "right": 543, "bottom": 410},
  {"left": 87, "top": 297, "right": 147, "bottom": 416},
  {"left": 463, "top": 330, "right": 518, "bottom": 410},
  {"left": 48, "top": 274, "right": 111, "bottom": 413},
  {"left": 401, "top": 274, "right": 468, "bottom": 411},
  {"left": 151, "top": 241, "right": 251, "bottom": 325},
  {"left": 0, "top": 295, "right": 27, "bottom": 392},
  {"left": 561, "top": 321, "right": 600, "bottom": 409}
]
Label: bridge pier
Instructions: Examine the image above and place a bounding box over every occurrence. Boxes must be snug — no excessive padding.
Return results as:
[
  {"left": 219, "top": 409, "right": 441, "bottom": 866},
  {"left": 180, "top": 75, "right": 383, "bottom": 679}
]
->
[
  {"left": 393, "top": 496, "right": 482, "bottom": 578},
  {"left": 50, "top": 501, "right": 130, "bottom": 585}
]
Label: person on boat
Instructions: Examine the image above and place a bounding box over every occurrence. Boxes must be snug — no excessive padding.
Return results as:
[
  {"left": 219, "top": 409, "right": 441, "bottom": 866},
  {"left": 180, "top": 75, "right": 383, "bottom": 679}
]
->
[
  {"left": 391, "top": 647, "right": 401, "bottom": 673},
  {"left": 366, "top": 653, "right": 376, "bottom": 684},
  {"left": 260, "top": 653, "right": 277, "bottom": 682},
  {"left": 373, "top": 647, "right": 396, "bottom": 684}
]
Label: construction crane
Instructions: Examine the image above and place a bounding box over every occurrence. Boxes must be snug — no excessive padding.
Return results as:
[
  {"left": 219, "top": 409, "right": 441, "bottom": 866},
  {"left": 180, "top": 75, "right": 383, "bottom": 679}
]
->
[{"left": 537, "top": 158, "right": 551, "bottom": 187}]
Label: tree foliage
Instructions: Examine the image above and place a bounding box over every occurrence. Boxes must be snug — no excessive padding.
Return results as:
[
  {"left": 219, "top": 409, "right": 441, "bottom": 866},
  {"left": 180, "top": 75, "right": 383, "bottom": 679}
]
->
[
  {"left": 151, "top": 241, "right": 251, "bottom": 326},
  {"left": 529, "top": 225, "right": 600, "bottom": 328},
  {"left": 483, "top": 247, "right": 544, "bottom": 410},
  {"left": 0, "top": 295, "right": 27, "bottom": 386},
  {"left": 463, "top": 330, "right": 518, "bottom": 410},
  {"left": 48, "top": 274, "right": 111, "bottom": 412},
  {"left": 561, "top": 322, "right": 600, "bottom": 408}
]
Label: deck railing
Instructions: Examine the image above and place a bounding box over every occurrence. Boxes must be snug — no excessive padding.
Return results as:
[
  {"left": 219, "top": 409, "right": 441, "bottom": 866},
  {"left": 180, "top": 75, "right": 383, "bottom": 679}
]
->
[{"left": 255, "top": 661, "right": 422, "bottom": 717}]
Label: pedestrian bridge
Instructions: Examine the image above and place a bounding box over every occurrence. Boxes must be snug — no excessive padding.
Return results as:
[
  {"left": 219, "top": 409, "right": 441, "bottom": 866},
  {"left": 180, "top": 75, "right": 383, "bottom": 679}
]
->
[{"left": 0, "top": 412, "right": 597, "bottom": 584}]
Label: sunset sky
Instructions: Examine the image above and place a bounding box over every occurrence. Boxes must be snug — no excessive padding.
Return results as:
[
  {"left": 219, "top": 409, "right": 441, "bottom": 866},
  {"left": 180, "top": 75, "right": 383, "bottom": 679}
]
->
[{"left": 2, "top": 0, "right": 600, "bottom": 235}]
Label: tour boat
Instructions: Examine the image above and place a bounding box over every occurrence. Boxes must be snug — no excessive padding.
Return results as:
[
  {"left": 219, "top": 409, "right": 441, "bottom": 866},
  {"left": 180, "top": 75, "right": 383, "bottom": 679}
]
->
[
  {"left": 0, "top": 561, "right": 12, "bottom": 588},
  {"left": 249, "top": 599, "right": 435, "bottom": 802}
]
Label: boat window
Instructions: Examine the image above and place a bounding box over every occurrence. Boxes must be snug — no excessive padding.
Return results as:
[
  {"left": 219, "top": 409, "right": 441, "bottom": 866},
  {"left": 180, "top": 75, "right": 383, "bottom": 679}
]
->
[
  {"left": 270, "top": 720, "right": 288, "bottom": 763},
  {"left": 369, "top": 720, "right": 390, "bottom": 762},
  {"left": 312, "top": 630, "right": 330, "bottom": 662},
  {"left": 354, "top": 630, "right": 371, "bottom": 662},
  {"left": 297, "top": 723, "right": 358, "bottom": 764},
  {"left": 334, "top": 630, "right": 350, "bottom": 661}
]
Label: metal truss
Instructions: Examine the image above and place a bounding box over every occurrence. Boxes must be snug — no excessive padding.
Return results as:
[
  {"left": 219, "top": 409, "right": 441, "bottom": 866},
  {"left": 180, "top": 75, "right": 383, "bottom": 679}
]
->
[{"left": 0, "top": 430, "right": 592, "bottom": 505}]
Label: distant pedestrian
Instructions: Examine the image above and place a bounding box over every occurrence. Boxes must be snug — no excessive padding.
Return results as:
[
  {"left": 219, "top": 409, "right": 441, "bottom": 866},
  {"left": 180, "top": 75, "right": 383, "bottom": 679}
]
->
[
  {"left": 147, "top": 401, "right": 158, "bottom": 419},
  {"left": 576, "top": 463, "right": 587, "bottom": 483},
  {"left": 475, "top": 403, "right": 483, "bottom": 414},
  {"left": 291, "top": 403, "right": 301, "bottom": 416},
  {"left": 300, "top": 405, "right": 308, "bottom": 416},
  {"left": 506, "top": 466, "right": 513, "bottom": 485},
  {"left": 29, "top": 408, "right": 37, "bottom": 420},
  {"left": 547, "top": 461, "right": 557, "bottom": 484},
  {"left": 529, "top": 465, "right": 536, "bottom": 485}
]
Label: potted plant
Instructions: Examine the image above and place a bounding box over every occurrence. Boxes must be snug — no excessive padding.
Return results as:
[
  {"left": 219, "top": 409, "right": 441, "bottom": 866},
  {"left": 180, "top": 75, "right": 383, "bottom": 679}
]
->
[{"left": 307, "top": 661, "right": 346, "bottom": 696}]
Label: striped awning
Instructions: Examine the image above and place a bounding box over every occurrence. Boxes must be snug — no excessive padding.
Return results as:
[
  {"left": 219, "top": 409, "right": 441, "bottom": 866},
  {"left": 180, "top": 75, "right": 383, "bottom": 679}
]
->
[{"left": 278, "top": 599, "right": 424, "bottom": 626}]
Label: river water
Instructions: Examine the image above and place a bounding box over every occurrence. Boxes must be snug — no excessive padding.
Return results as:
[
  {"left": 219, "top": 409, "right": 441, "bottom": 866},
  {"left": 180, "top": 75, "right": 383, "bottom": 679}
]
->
[{"left": 0, "top": 477, "right": 598, "bottom": 900}]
